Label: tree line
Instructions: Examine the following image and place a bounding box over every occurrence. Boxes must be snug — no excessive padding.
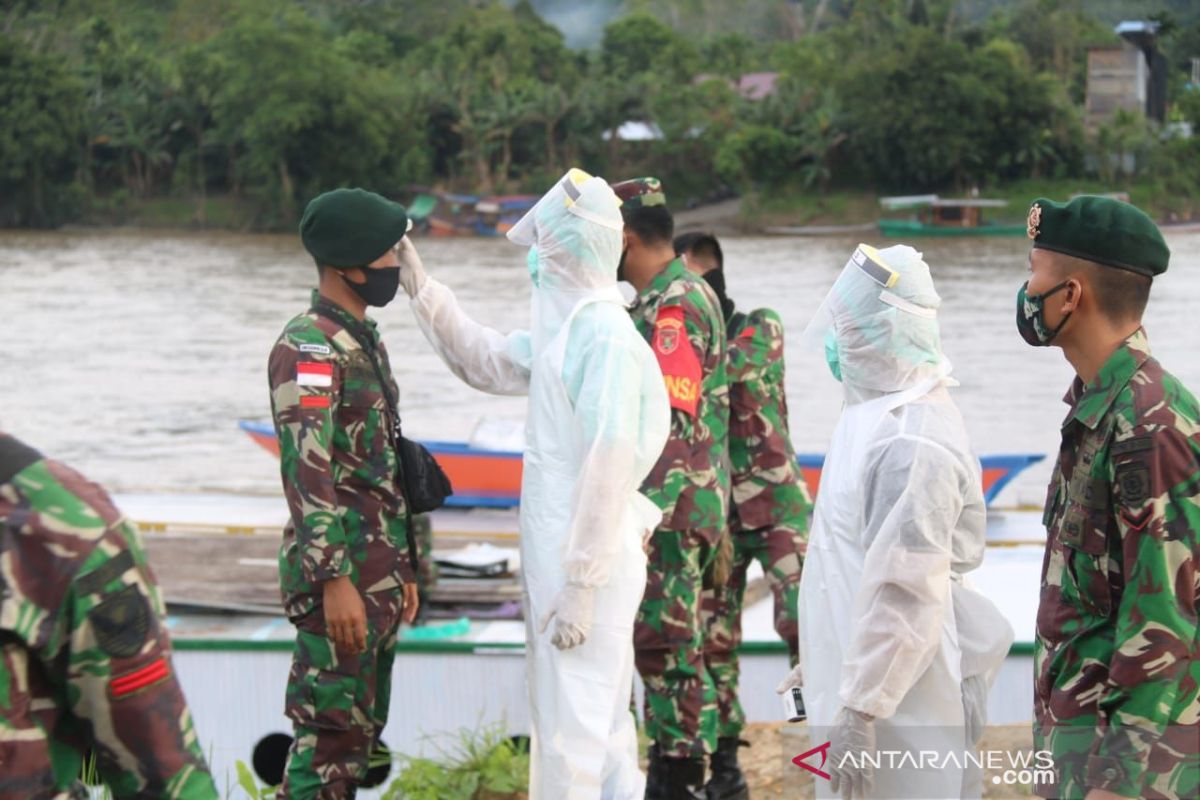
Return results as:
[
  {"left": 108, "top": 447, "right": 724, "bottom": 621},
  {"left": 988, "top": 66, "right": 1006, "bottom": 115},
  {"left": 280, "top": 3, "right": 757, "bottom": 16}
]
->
[{"left": 2, "top": 0, "right": 1198, "bottom": 229}]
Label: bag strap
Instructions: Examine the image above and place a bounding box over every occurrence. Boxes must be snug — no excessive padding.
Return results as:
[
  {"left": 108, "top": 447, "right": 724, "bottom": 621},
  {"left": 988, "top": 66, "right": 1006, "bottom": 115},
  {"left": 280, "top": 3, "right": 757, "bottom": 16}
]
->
[
  {"left": 0, "top": 434, "right": 43, "bottom": 486},
  {"left": 310, "top": 300, "right": 420, "bottom": 575},
  {"left": 310, "top": 300, "right": 402, "bottom": 436}
]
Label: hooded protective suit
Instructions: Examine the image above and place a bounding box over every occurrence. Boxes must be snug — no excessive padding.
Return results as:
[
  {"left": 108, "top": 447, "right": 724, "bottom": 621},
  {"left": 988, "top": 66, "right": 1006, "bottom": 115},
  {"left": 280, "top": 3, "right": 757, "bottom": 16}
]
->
[
  {"left": 408, "top": 170, "right": 671, "bottom": 799},
  {"left": 795, "top": 245, "right": 1013, "bottom": 799}
]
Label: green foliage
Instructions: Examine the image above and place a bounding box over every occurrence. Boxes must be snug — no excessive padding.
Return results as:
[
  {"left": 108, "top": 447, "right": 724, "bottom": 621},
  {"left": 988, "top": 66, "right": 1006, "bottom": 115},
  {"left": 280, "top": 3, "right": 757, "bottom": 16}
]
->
[
  {"left": 383, "top": 723, "right": 530, "bottom": 800},
  {"left": 0, "top": 33, "right": 86, "bottom": 227},
  {"left": 0, "top": 0, "right": 1196, "bottom": 230}
]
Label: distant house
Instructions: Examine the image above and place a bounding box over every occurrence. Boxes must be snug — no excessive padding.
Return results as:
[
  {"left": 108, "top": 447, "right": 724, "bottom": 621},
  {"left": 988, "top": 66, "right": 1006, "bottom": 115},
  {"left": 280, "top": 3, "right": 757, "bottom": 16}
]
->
[
  {"left": 734, "top": 72, "right": 779, "bottom": 101},
  {"left": 1085, "top": 21, "right": 1168, "bottom": 130},
  {"left": 601, "top": 121, "right": 664, "bottom": 142},
  {"left": 693, "top": 71, "right": 780, "bottom": 101}
]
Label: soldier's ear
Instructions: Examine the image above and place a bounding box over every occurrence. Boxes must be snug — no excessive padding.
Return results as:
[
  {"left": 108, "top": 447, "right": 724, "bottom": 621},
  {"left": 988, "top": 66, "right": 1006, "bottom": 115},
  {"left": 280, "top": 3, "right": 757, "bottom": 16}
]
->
[{"left": 1061, "top": 276, "right": 1083, "bottom": 314}]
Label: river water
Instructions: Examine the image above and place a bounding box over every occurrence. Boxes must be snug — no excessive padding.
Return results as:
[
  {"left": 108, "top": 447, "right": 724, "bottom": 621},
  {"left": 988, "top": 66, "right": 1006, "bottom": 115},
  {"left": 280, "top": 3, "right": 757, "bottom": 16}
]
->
[{"left": 2, "top": 228, "right": 1197, "bottom": 507}]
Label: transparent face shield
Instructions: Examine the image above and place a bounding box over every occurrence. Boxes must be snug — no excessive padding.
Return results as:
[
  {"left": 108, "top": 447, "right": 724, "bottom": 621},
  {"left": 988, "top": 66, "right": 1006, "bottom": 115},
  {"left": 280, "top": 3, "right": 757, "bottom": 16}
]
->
[
  {"left": 507, "top": 168, "right": 624, "bottom": 293},
  {"left": 803, "top": 244, "right": 949, "bottom": 398}
]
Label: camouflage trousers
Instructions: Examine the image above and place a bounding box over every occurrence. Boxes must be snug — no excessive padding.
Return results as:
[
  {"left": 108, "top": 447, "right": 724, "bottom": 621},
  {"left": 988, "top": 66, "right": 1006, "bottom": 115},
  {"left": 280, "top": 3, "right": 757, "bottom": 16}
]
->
[
  {"left": 278, "top": 591, "right": 403, "bottom": 800},
  {"left": 634, "top": 527, "right": 719, "bottom": 759},
  {"left": 411, "top": 513, "right": 438, "bottom": 606},
  {"left": 702, "top": 520, "right": 806, "bottom": 739}
]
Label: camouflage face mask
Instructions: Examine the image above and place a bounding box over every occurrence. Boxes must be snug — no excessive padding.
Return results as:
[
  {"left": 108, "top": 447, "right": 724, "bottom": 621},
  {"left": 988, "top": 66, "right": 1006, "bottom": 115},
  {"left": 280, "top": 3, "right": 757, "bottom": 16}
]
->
[{"left": 1016, "top": 280, "right": 1072, "bottom": 347}]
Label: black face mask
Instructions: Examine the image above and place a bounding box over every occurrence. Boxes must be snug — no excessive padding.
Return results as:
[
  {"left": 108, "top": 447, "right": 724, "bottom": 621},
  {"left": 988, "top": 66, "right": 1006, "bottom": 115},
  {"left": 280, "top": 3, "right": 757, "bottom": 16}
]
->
[
  {"left": 344, "top": 266, "right": 400, "bottom": 308},
  {"left": 702, "top": 268, "right": 736, "bottom": 323}
]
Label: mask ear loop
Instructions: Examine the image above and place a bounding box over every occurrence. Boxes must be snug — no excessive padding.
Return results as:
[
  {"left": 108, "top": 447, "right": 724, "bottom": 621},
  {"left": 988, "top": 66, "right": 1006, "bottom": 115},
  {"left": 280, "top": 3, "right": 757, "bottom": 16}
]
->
[{"left": 1035, "top": 279, "right": 1076, "bottom": 343}]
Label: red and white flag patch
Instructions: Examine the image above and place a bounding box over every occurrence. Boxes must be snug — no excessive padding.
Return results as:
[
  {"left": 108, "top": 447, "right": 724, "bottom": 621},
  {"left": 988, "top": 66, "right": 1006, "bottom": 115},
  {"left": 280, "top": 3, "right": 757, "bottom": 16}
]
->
[
  {"left": 652, "top": 306, "right": 702, "bottom": 416},
  {"left": 296, "top": 362, "right": 333, "bottom": 388}
]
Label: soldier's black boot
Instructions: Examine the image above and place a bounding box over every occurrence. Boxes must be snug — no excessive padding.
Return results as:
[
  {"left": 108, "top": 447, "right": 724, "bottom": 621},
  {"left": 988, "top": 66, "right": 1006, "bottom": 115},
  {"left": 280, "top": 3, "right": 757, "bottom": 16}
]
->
[
  {"left": 663, "top": 755, "right": 708, "bottom": 800},
  {"left": 706, "top": 737, "right": 749, "bottom": 800},
  {"left": 645, "top": 743, "right": 667, "bottom": 800}
]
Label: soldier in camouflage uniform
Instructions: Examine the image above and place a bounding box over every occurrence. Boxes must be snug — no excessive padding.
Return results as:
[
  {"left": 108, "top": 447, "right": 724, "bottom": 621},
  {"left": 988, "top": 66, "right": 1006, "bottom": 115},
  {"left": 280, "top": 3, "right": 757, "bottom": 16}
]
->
[
  {"left": 675, "top": 233, "right": 811, "bottom": 800},
  {"left": 613, "top": 178, "right": 730, "bottom": 799},
  {"left": 1019, "top": 196, "right": 1199, "bottom": 800},
  {"left": 270, "top": 188, "right": 421, "bottom": 799},
  {"left": 0, "top": 432, "right": 218, "bottom": 799}
]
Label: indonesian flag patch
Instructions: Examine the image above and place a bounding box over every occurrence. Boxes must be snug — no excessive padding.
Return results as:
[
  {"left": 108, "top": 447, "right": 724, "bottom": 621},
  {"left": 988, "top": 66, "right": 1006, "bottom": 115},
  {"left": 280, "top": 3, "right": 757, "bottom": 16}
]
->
[
  {"left": 652, "top": 306, "right": 702, "bottom": 417},
  {"left": 296, "top": 362, "right": 333, "bottom": 388}
]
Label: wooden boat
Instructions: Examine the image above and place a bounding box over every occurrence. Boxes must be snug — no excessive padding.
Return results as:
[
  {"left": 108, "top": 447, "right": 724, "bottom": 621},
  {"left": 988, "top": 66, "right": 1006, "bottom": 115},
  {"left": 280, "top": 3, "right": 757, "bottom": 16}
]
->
[
  {"left": 238, "top": 421, "right": 1043, "bottom": 508},
  {"left": 878, "top": 195, "right": 1026, "bottom": 237},
  {"left": 407, "top": 189, "right": 538, "bottom": 237}
]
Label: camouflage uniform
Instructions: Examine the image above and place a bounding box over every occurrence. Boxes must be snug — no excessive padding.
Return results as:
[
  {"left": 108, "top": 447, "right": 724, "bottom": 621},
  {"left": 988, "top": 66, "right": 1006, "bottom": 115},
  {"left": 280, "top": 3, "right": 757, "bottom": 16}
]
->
[
  {"left": 702, "top": 308, "right": 811, "bottom": 740},
  {"left": 1034, "top": 329, "right": 1200, "bottom": 800},
  {"left": 269, "top": 292, "right": 415, "bottom": 798},
  {"left": 0, "top": 433, "right": 217, "bottom": 800},
  {"left": 630, "top": 258, "right": 731, "bottom": 759}
]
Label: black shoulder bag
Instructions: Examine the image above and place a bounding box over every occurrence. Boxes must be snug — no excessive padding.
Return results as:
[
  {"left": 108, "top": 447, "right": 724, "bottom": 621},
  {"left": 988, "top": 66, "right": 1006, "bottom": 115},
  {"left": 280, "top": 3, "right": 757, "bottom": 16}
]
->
[{"left": 310, "top": 302, "right": 454, "bottom": 568}]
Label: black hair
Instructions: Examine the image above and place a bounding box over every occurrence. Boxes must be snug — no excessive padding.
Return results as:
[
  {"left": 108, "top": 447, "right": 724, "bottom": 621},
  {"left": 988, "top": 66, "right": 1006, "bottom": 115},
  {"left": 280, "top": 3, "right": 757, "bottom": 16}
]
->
[
  {"left": 623, "top": 205, "right": 674, "bottom": 246},
  {"left": 673, "top": 231, "right": 724, "bottom": 271},
  {"left": 1086, "top": 263, "right": 1152, "bottom": 323}
]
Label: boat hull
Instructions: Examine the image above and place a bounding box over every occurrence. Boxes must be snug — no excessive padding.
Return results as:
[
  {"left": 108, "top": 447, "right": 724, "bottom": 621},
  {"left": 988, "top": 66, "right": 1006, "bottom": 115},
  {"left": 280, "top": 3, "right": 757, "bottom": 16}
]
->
[
  {"left": 878, "top": 219, "right": 1027, "bottom": 237},
  {"left": 239, "top": 421, "right": 1043, "bottom": 508}
]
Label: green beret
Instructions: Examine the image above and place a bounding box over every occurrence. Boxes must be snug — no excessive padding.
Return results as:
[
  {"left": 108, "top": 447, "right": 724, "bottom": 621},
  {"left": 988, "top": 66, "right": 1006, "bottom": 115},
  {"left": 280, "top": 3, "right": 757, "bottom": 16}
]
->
[
  {"left": 1027, "top": 195, "right": 1169, "bottom": 277},
  {"left": 300, "top": 188, "right": 409, "bottom": 268},
  {"left": 612, "top": 177, "right": 666, "bottom": 211}
]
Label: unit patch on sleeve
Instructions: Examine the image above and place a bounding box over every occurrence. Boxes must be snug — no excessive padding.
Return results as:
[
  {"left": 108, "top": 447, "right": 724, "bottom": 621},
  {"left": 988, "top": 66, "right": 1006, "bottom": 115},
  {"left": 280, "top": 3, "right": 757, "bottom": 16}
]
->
[
  {"left": 89, "top": 585, "right": 150, "bottom": 658},
  {"left": 652, "top": 305, "right": 702, "bottom": 416}
]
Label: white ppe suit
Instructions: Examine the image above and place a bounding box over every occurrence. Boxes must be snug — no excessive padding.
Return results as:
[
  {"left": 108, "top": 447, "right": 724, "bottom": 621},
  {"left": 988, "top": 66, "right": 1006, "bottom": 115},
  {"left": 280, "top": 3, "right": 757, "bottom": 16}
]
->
[
  {"left": 409, "top": 170, "right": 671, "bottom": 799},
  {"left": 798, "top": 244, "right": 1014, "bottom": 799}
]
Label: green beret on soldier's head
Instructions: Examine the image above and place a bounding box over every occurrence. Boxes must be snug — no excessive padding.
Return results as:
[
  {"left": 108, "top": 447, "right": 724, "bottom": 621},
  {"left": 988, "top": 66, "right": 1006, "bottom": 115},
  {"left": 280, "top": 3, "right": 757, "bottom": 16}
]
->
[
  {"left": 300, "top": 188, "right": 409, "bottom": 268},
  {"left": 612, "top": 177, "right": 666, "bottom": 212},
  {"left": 1027, "top": 195, "right": 1169, "bottom": 278}
]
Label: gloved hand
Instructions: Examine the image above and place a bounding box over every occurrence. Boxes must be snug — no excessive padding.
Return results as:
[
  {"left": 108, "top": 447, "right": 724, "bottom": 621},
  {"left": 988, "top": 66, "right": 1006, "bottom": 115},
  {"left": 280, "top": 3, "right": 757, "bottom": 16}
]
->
[
  {"left": 828, "top": 706, "right": 876, "bottom": 800},
  {"left": 537, "top": 582, "right": 595, "bottom": 650},
  {"left": 396, "top": 237, "right": 427, "bottom": 298},
  {"left": 962, "top": 674, "right": 989, "bottom": 746},
  {"left": 775, "top": 662, "right": 803, "bottom": 694}
]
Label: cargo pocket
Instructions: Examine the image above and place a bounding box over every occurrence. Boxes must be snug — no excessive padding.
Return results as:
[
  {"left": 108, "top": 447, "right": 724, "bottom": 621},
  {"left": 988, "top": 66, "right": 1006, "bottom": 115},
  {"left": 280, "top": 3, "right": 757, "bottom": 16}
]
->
[
  {"left": 284, "top": 630, "right": 358, "bottom": 732},
  {"left": 1059, "top": 503, "right": 1112, "bottom": 618}
]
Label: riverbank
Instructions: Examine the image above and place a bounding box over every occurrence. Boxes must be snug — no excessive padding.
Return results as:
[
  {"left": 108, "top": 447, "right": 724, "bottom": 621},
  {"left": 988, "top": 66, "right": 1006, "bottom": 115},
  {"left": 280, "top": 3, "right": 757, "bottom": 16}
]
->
[
  {"left": 68, "top": 178, "right": 1199, "bottom": 237},
  {"left": 729, "top": 178, "right": 1200, "bottom": 234}
]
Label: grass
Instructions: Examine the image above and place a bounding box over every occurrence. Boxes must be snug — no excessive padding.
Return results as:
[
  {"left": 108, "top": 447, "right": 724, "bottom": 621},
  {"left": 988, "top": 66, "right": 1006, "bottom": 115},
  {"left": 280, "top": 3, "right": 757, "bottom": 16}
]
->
[{"left": 82, "top": 193, "right": 257, "bottom": 230}]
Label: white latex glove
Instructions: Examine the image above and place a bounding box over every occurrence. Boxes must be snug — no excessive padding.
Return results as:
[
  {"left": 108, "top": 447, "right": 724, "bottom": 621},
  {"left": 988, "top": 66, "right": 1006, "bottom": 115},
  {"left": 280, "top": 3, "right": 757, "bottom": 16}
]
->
[
  {"left": 775, "top": 662, "right": 804, "bottom": 694},
  {"left": 396, "top": 237, "right": 427, "bottom": 298},
  {"left": 537, "top": 582, "right": 595, "bottom": 650},
  {"left": 828, "top": 706, "right": 876, "bottom": 800},
  {"left": 962, "top": 674, "right": 988, "bottom": 746}
]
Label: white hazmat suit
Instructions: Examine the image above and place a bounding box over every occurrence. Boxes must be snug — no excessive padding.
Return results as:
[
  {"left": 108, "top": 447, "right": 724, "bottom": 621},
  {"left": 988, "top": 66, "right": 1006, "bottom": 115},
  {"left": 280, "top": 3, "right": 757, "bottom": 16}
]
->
[
  {"left": 787, "top": 244, "right": 1013, "bottom": 799},
  {"left": 406, "top": 170, "right": 671, "bottom": 799}
]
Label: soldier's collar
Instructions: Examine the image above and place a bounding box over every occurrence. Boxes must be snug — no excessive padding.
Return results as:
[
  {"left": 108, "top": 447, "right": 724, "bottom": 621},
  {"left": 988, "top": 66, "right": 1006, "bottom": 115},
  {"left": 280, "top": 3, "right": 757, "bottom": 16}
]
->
[
  {"left": 638, "top": 258, "right": 687, "bottom": 301},
  {"left": 309, "top": 290, "right": 378, "bottom": 335},
  {"left": 0, "top": 434, "right": 43, "bottom": 485},
  {"left": 1063, "top": 327, "right": 1151, "bottom": 431}
]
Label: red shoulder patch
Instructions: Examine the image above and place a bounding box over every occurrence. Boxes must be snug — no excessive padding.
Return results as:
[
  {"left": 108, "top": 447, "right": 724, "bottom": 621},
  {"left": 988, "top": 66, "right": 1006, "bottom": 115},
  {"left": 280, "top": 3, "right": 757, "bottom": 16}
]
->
[
  {"left": 739, "top": 326, "right": 757, "bottom": 339},
  {"left": 652, "top": 306, "right": 702, "bottom": 416}
]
